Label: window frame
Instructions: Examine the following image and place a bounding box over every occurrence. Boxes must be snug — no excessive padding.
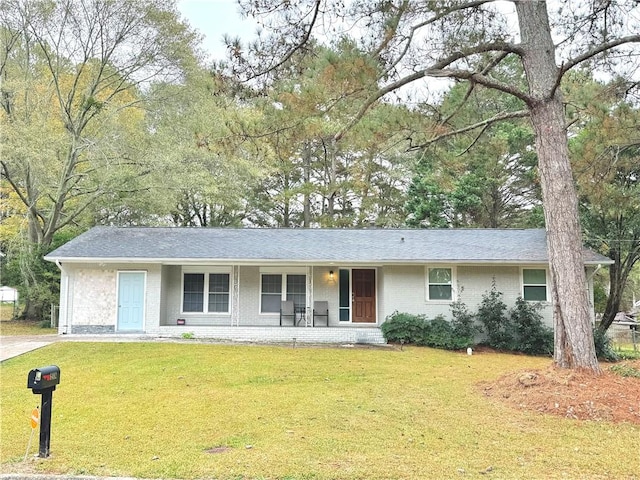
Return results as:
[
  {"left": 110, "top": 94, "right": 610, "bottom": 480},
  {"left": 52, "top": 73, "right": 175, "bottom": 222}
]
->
[
  {"left": 259, "top": 267, "right": 307, "bottom": 314},
  {"left": 181, "top": 267, "right": 232, "bottom": 315},
  {"left": 521, "top": 267, "right": 549, "bottom": 302},
  {"left": 425, "top": 266, "right": 456, "bottom": 302}
]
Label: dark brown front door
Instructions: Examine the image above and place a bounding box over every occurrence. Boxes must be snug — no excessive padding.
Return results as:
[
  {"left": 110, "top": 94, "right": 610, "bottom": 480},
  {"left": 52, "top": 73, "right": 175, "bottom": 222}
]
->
[{"left": 352, "top": 269, "right": 376, "bottom": 323}]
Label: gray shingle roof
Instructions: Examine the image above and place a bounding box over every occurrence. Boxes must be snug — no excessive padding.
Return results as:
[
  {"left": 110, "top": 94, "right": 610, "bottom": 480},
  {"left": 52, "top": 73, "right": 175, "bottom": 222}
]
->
[{"left": 44, "top": 227, "right": 611, "bottom": 265}]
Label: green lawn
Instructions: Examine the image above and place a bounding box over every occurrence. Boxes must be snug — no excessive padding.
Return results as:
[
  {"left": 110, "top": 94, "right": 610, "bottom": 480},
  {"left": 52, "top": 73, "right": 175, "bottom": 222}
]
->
[
  {"left": 1, "top": 343, "right": 638, "bottom": 479},
  {"left": 0, "top": 304, "right": 57, "bottom": 335}
]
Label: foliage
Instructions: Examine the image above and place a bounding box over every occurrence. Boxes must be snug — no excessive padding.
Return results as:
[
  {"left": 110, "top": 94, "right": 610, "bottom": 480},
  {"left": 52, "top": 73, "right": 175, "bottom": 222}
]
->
[
  {"left": 382, "top": 311, "right": 475, "bottom": 351},
  {"left": 1, "top": 229, "right": 78, "bottom": 321},
  {"left": 593, "top": 328, "right": 620, "bottom": 362},
  {"left": 476, "top": 281, "right": 510, "bottom": 350},
  {"left": 449, "top": 298, "right": 478, "bottom": 348},
  {"left": 568, "top": 73, "right": 640, "bottom": 332},
  {"left": 609, "top": 363, "right": 640, "bottom": 378},
  {"left": 405, "top": 77, "right": 541, "bottom": 229},
  {"left": 509, "top": 297, "right": 554, "bottom": 356},
  {"left": 1, "top": 0, "right": 199, "bottom": 246},
  {"left": 380, "top": 311, "right": 426, "bottom": 345}
]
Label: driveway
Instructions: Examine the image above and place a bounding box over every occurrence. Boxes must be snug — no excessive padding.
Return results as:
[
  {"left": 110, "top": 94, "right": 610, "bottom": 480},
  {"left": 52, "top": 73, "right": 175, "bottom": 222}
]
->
[
  {"left": 0, "top": 334, "right": 168, "bottom": 362},
  {"left": 0, "top": 335, "right": 58, "bottom": 362}
]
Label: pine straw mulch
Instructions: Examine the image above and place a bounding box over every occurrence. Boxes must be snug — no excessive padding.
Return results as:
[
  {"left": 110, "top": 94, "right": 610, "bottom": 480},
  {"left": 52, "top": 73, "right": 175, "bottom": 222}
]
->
[{"left": 479, "top": 359, "right": 640, "bottom": 425}]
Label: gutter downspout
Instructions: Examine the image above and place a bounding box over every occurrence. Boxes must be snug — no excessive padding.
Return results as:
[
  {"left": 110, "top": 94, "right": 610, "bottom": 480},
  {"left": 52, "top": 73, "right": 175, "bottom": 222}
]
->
[{"left": 55, "top": 260, "right": 69, "bottom": 334}]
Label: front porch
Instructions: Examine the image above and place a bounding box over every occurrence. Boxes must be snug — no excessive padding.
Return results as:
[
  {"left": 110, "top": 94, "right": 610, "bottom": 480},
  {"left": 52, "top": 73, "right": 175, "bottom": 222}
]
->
[{"left": 153, "top": 325, "right": 386, "bottom": 345}]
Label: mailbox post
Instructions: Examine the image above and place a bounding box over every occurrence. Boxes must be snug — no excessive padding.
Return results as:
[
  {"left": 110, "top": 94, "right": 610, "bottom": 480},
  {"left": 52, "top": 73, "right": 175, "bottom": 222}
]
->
[{"left": 27, "top": 366, "right": 60, "bottom": 458}]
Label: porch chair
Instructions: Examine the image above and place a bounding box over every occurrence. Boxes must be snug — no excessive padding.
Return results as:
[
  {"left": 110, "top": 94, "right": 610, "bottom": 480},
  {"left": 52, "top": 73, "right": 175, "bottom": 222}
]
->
[
  {"left": 313, "top": 301, "right": 329, "bottom": 327},
  {"left": 280, "top": 300, "right": 295, "bottom": 326}
]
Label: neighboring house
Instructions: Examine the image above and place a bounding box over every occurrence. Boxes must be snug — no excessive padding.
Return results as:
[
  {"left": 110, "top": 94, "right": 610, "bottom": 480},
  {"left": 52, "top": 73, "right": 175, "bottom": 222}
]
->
[{"left": 44, "top": 227, "right": 611, "bottom": 344}]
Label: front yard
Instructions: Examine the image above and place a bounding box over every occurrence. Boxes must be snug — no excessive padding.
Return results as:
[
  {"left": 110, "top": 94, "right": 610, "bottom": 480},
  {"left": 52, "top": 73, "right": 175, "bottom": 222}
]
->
[{"left": 1, "top": 342, "right": 639, "bottom": 479}]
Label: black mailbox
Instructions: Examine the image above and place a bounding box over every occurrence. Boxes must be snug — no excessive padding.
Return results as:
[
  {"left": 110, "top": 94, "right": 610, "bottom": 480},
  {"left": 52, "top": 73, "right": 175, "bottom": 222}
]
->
[
  {"left": 27, "top": 365, "right": 60, "bottom": 392},
  {"left": 26, "top": 365, "right": 61, "bottom": 458}
]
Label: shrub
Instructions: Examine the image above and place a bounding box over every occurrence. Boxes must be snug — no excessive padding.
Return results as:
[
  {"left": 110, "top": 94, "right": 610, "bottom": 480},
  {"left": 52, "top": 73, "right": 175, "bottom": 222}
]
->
[
  {"left": 422, "top": 315, "right": 456, "bottom": 349},
  {"left": 509, "top": 297, "right": 553, "bottom": 355},
  {"left": 382, "top": 311, "right": 474, "bottom": 350},
  {"left": 476, "top": 282, "right": 512, "bottom": 350},
  {"left": 593, "top": 328, "right": 619, "bottom": 362},
  {"left": 381, "top": 311, "right": 427, "bottom": 344},
  {"left": 449, "top": 298, "right": 477, "bottom": 349}
]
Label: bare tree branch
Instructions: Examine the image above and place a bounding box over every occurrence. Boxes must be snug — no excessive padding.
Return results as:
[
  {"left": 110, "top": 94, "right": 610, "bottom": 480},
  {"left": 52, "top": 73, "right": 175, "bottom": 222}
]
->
[{"left": 408, "top": 109, "right": 530, "bottom": 150}]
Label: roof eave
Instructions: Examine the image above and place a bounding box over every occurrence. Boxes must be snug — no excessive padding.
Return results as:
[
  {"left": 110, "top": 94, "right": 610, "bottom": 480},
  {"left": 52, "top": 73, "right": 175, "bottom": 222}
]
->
[{"left": 44, "top": 256, "right": 604, "bottom": 266}]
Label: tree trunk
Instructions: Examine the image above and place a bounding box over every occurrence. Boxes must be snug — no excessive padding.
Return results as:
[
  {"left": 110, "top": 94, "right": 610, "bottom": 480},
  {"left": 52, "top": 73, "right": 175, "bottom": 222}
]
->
[
  {"left": 515, "top": 1, "right": 600, "bottom": 372},
  {"left": 599, "top": 248, "right": 635, "bottom": 332}
]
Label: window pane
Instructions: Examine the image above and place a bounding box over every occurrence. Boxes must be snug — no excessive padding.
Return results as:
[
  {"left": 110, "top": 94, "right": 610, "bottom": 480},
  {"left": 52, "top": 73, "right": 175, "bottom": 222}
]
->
[
  {"left": 209, "top": 273, "right": 229, "bottom": 293},
  {"left": 429, "top": 285, "right": 452, "bottom": 300},
  {"left": 523, "top": 269, "right": 546, "bottom": 285},
  {"left": 262, "top": 294, "right": 281, "bottom": 313},
  {"left": 286, "top": 275, "right": 306, "bottom": 308},
  {"left": 524, "top": 285, "right": 547, "bottom": 301},
  {"left": 262, "top": 274, "right": 282, "bottom": 294},
  {"left": 208, "top": 293, "right": 229, "bottom": 313},
  {"left": 287, "top": 275, "right": 306, "bottom": 294},
  {"left": 339, "top": 269, "right": 350, "bottom": 308},
  {"left": 183, "top": 274, "right": 204, "bottom": 312},
  {"left": 429, "top": 268, "right": 451, "bottom": 284},
  {"left": 339, "top": 308, "right": 350, "bottom": 322},
  {"left": 261, "top": 274, "right": 282, "bottom": 313}
]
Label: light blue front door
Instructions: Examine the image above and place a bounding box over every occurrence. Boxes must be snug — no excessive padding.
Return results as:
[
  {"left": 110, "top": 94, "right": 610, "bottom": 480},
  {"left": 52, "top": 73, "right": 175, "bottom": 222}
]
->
[{"left": 117, "top": 272, "right": 145, "bottom": 331}]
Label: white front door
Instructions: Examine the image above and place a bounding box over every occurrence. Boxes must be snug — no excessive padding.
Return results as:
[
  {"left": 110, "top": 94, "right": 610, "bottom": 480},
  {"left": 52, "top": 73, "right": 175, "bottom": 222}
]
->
[{"left": 117, "top": 272, "right": 145, "bottom": 331}]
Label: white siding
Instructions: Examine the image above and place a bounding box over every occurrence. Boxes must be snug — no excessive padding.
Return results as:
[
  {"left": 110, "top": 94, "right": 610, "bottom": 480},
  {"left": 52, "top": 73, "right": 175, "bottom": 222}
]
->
[{"left": 379, "top": 264, "right": 553, "bottom": 327}]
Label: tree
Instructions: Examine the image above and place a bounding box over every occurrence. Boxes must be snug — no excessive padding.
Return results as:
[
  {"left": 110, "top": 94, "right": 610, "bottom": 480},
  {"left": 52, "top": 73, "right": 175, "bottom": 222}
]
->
[
  {"left": 1, "top": 0, "right": 197, "bottom": 247},
  {"left": 406, "top": 80, "right": 541, "bottom": 228},
  {"left": 144, "top": 69, "right": 266, "bottom": 228},
  {"left": 0, "top": 0, "right": 198, "bottom": 318},
  {"left": 233, "top": 41, "right": 416, "bottom": 227},
  {"left": 568, "top": 75, "right": 640, "bottom": 332},
  {"left": 232, "top": 0, "right": 640, "bottom": 372}
]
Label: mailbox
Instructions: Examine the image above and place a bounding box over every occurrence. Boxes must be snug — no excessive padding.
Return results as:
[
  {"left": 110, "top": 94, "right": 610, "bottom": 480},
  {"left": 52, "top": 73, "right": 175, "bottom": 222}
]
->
[
  {"left": 27, "top": 365, "right": 60, "bottom": 392},
  {"left": 26, "top": 365, "right": 61, "bottom": 458}
]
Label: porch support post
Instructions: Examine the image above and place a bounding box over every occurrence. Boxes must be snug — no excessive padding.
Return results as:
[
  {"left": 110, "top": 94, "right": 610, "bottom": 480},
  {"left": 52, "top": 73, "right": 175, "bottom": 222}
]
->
[
  {"left": 306, "top": 266, "right": 313, "bottom": 327},
  {"left": 231, "top": 265, "right": 240, "bottom": 326}
]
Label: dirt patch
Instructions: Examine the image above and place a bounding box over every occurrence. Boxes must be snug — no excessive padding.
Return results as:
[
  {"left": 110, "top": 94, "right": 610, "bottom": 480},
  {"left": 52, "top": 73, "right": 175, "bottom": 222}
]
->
[
  {"left": 480, "top": 360, "right": 640, "bottom": 424},
  {"left": 205, "top": 446, "right": 232, "bottom": 454}
]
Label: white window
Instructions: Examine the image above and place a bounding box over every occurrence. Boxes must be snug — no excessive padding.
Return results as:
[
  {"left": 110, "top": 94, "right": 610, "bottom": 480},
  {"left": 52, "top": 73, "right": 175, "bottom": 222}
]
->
[
  {"left": 426, "top": 267, "right": 455, "bottom": 301},
  {"left": 182, "top": 268, "right": 231, "bottom": 314},
  {"left": 260, "top": 271, "right": 306, "bottom": 313},
  {"left": 522, "top": 268, "right": 548, "bottom": 301}
]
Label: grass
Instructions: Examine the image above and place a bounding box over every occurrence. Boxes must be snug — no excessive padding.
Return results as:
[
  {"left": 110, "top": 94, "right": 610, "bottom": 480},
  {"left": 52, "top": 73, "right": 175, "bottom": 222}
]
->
[
  {"left": 0, "top": 304, "right": 56, "bottom": 336},
  {"left": 1, "top": 343, "right": 639, "bottom": 480}
]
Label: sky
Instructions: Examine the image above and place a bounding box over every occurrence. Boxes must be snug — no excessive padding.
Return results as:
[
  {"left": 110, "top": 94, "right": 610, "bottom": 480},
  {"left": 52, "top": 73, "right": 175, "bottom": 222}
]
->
[{"left": 176, "top": 0, "right": 259, "bottom": 62}]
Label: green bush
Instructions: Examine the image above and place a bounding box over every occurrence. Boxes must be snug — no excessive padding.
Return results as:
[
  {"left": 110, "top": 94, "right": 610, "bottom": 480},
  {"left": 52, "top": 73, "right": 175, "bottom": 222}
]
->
[
  {"left": 422, "top": 315, "right": 454, "bottom": 349},
  {"left": 476, "top": 282, "right": 511, "bottom": 350},
  {"left": 383, "top": 288, "right": 555, "bottom": 356},
  {"left": 381, "top": 311, "right": 426, "bottom": 344},
  {"left": 474, "top": 285, "right": 553, "bottom": 356},
  {"left": 449, "top": 298, "right": 477, "bottom": 348},
  {"left": 382, "top": 311, "right": 476, "bottom": 350},
  {"left": 509, "top": 297, "right": 553, "bottom": 355},
  {"left": 593, "top": 328, "right": 619, "bottom": 362}
]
